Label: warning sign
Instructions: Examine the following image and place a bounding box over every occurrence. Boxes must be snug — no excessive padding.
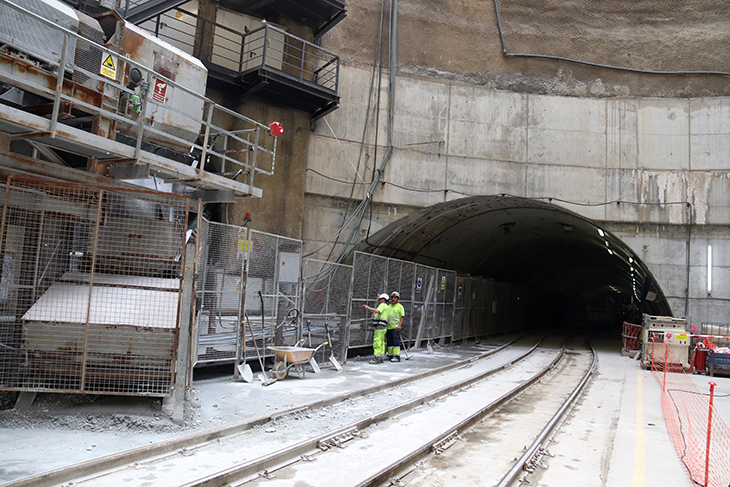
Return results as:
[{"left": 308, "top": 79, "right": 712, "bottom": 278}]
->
[
  {"left": 152, "top": 78, "right": 168, "bottom": 103},
  {"left": 100, "top": 53, "right": 117, "bottom": 79}
]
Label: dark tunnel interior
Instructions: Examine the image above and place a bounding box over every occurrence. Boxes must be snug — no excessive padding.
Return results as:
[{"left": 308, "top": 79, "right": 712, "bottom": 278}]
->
[{"left": 357, "top": 195, "right": 671, "bottom": 335}]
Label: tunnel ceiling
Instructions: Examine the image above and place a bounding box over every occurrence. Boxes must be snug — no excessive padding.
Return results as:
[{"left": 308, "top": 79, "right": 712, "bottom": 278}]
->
[{"left": 357, "top": 195, "right": 670, "bottom": 314}]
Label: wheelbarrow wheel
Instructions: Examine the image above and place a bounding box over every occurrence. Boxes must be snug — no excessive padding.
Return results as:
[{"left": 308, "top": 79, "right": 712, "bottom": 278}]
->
[{"left": 272, "top": 361, "right": 288, "bottom": 380}]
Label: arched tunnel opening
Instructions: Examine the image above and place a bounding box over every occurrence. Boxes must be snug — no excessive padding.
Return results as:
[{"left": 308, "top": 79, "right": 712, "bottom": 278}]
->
[{"left": 355, "top": 195, "right": 671, "bottom": 338}]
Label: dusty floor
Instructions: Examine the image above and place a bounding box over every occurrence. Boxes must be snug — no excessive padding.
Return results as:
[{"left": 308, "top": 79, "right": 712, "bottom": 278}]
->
[{"left": 1, "top": 337, "right": 730, "bottom": 486}]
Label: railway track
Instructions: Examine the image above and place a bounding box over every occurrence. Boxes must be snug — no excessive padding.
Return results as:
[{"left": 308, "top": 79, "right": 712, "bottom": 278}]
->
[{"left": 10, "top": 333, "right": 596, "bottom": 487}]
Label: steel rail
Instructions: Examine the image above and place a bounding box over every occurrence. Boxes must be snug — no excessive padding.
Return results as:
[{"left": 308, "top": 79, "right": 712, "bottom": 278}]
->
[
  {"left": 7, "top": 337, "right": 527, "bottom": 487},
  {"left": 178, "top": 333, "right": 559, "bottom": 487},
  {"left": 495, "top": 337, "right": 598, "bottom": 487},
  {"left": 353, "top": 333, "right": 567, "bottom": 487}
]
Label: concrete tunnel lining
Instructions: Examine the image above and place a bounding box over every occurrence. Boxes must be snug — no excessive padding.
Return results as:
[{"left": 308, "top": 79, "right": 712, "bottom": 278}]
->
[{"left": 357, "top": 195, "right": 671, "bottom": 319}]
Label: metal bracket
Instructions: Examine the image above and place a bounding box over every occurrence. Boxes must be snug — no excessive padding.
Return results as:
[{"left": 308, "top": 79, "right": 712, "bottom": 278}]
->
[
  {"left": 431, "top": 431, "right": 462, "bottom": 455},
  {"left": 317, "top": 427, "right": 360, "bottom": 450}
]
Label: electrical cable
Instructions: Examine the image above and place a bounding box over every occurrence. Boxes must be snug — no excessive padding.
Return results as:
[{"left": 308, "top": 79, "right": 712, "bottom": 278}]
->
[
  {"left": 307, "top": 170, "right": 693, "bottom": 210},
  {"left": 315, "top": 0, "right": 388, "bottom": 264},
  {"left": 492, "top": 0, "right": 730, "bottom": 77}
]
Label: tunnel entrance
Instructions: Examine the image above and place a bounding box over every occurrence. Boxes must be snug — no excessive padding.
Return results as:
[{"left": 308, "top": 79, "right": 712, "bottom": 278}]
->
[{"left": 357, "top": 195, "right": 671, "bottom": 333}]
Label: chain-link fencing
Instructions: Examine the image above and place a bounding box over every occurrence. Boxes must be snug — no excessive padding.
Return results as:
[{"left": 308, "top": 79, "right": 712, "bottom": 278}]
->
[
  {"left": 246, "top": 229, "right": 302, "bottom": 357},
  {"left": 0, "top": 177, "right": 188, "bottom": 397},
  {"left": 301, "top": 259, "right": 352, "bottom": 364},
  {"left": 192, "top": 218, "right": 246, "bottom": 366}
]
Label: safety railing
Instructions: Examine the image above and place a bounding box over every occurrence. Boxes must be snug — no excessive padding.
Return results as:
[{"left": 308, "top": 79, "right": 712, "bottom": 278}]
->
[
  {"left": 0, "top": 0, "right": 278, "bottom": 194},
  {"left": 139, "top": 7, "right": 339, "bottom": 92}
]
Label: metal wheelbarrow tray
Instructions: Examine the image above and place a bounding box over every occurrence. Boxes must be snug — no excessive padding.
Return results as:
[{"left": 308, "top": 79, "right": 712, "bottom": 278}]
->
[{"left": 268, "top": 345, "right": 320, "bottom": 380}]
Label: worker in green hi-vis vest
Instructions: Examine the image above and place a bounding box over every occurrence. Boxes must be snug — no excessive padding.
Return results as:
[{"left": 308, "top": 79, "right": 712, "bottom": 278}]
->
[
  {"left": 386, "top": 291, "right": 405, "bottom": 362},
  {"left": 363, "top": 293, "right": 390, "bottom": 364}
]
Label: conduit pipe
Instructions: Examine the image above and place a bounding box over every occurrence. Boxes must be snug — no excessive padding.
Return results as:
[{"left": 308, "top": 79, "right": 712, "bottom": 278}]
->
[{"left": 338, "top": 0, "right": 397, "bottom": 262}]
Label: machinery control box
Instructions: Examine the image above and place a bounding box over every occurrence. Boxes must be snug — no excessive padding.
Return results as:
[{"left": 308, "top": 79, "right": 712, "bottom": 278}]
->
[{"left": 641, "top": 314, "right": 690, "bottom": 369}]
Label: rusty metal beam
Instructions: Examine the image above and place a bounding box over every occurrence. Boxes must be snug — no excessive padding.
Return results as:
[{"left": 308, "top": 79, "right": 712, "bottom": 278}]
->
[{"left": 0, "top": 103, "right": 263, "bottom": 197}]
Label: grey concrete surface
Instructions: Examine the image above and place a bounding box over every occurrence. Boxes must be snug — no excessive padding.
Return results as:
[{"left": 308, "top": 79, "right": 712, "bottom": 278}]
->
[{"left": 2, "top": 336, "right": 729, "bottom": 486}]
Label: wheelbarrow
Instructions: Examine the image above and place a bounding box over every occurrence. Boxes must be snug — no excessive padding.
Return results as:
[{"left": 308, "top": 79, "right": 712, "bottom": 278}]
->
[{"left": 268, "top": 342, "right": 327, "bottom": 380}]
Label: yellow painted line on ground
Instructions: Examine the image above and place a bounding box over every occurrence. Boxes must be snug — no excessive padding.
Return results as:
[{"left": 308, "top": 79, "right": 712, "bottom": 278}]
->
[{"left": 633, "top": 371, "right": 645, "bottom": 486}]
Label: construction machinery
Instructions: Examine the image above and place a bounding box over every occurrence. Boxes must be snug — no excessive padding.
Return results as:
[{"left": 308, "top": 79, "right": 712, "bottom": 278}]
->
[{"left": 640, "top": 314, "right": 690, "bottom": 370}]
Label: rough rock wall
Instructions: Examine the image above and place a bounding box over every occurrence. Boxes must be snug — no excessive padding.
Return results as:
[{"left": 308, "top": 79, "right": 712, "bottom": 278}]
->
[{"left": 322, "top": 0, "right": 730, "bottom": 98}]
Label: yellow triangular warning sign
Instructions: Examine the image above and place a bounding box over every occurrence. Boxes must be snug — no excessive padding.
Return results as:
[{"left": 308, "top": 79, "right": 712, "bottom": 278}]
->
[{"left": 102, "top": 55, "right": 115, "bottom": 70}]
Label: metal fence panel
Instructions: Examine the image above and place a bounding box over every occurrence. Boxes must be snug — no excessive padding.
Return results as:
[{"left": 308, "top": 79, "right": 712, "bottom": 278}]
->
[
  {"left": 452, "top": 276, "right": 470, "bottom": 341},
  {"left": 350, "top": 252, "right": 388, "bottom": 348},
  {"left": 192, "top": 218, "right": 246, "bottom": 366},
  {"left": 0, "top": 177, "right": 187, "bottom": 396},
  {"left": 301, "top": 259, "right": 352, "bottom": 363},
  {"left": 412, "top": 264, "right": 438, "bottom": 348},
  {"left": 246, "top": 229, "right": 301, "bottom": 357},
  {"left": 386, "top": 258, "right": 416, "bottom": 343}
]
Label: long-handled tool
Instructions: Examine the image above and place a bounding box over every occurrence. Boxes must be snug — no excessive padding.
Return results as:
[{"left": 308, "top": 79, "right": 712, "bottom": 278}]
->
[
  {"left": 235, "top": 326, "right": 253, "bottom": 382},
  {"left": 235, "top": 286, "right": 253, "bottom": 382},
  {"left": 325, "top": 322, "right": 343, "bottom": 371},
  {"left": 399, "top": 335, "right": 412, "bottom": 360},
  {"left": 305, "top": 321, "right": 320, "bottom": 373},
  {"left": 426, "top": 323, "right": 434, "bottom": 354},
  {"left": 245, "top": 313, "right": 276, "bottom": 386}
]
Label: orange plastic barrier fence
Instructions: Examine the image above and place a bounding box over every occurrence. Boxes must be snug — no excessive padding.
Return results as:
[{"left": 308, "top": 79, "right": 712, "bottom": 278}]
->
[
  {"left": 650, "top": 341, "right": 730, "bottom": 487},
  {"left": 622, "top": 321, "right": 642, "bottom": 352}
]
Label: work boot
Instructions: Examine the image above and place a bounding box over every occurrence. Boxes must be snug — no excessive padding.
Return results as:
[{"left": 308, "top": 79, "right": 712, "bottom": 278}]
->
[
  {"left": 369, "top": 355, "right": 384, "bottom": 364},
  {"left": 390, "top": 355, "right": 401, "bottom": 362}
]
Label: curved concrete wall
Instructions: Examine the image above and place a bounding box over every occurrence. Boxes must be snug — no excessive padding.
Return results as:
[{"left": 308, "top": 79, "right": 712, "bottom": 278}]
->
[
  {"left": 291, "top": 0, "right": 730, "bottom": 327},
  {"left": 304, "top": 64, "right": 730, "bottom": 325}
]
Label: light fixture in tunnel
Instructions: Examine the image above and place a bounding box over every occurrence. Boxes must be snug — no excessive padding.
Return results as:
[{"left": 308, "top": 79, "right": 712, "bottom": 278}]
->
[
  {"left": 598, "top": 228, "right": 605, "bottom": 237},
  {"left": 708, "top": 245, "right": 713, "bottom": 295}
]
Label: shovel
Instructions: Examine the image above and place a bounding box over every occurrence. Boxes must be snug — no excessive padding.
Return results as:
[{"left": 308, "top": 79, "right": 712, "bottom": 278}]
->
[
  {"left": 325, "top": 322, "right": 343, "bottom": 371},
  {"left": 235, "top": 333, "right": 253, "bottom": 383},
  {"left": 426, "top": 324, "right": 434, "bottom": 354},
  {"left": 400, "top": 336, "right": 412, "bottom": 361},
  {"left": 304, "top": 321, "right": 320, "bottom": 373},
  {"left": 246, "top": 313, "right": 276, "bottom": 386}
]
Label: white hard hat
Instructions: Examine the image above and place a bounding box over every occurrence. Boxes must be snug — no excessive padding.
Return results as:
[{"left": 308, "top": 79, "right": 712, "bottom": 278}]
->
[
  {"left": 390, "top": 291, "right": 400, "bottom": 298},
  {"left": 378, "top": 293, "right": 390, "bottom": 300}
]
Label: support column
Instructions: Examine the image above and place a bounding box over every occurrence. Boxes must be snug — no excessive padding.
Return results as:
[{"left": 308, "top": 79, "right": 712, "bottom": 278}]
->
[
  {"left": 194, "top": 0, "right": 217, "bottom": 63},
  {"left": 162, "top": 240, "right": 195, "bottom": 425}
]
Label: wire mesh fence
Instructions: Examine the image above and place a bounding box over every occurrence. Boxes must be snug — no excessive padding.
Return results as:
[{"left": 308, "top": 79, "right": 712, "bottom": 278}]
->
[
  {"left": 301, "top": 258, "right": 352, "bottom": 363},
  {"left": 0, "top": 177, "right": 188, "bottom": 396},
  {"left": 192, "top": 218, "right": 246, "bottom": 366},
  {"left": 246, "top": 229, "right": 302, "bottom": 357},
  {"left": 651, "top": 340, "right": 730, "bottom": 487}
]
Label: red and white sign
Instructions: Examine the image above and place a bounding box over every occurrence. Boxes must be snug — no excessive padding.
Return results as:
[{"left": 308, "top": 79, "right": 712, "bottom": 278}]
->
[{"left": 152, "top": 78, "right": 168, "bottom": 104}]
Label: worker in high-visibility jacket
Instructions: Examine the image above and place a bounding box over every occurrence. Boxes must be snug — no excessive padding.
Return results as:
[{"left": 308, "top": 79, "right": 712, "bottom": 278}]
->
[
  {"left": 386, "top": 291, "right": 405, "bottom": 362},
  {"left": 363, "top": 293, "right": 390, "bottom": 364}
]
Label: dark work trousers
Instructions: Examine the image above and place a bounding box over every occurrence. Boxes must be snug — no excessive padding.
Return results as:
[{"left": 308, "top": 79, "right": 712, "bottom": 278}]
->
[{"left": 385, "top": 327, "right": 401, "bottom": 356}]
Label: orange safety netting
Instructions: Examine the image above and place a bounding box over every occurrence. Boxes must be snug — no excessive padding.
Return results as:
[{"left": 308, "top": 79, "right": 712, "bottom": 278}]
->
[
  {"left": 622, "top": 321, "right": 642, "bottom": 352},
  {"left": 650, "top": 340, "right": 730, "bottom": 487}
]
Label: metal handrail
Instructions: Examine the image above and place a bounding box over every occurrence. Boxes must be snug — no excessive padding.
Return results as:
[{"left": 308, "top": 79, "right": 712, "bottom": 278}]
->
[
  {"left": 0, "top": 0, "right": 279, "bottom": 190},
  {"left": 143, "top": 8, "right": 340, "bottom": 93}
]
